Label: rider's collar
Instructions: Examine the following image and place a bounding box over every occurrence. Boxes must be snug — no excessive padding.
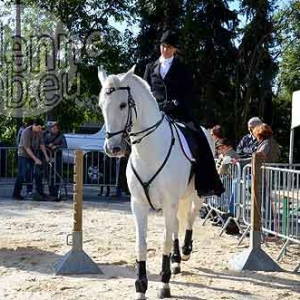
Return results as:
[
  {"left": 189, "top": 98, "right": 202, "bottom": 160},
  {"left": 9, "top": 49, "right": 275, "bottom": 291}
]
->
[{"left": 159, "top": 56, "right": 174, "bottom": 65}]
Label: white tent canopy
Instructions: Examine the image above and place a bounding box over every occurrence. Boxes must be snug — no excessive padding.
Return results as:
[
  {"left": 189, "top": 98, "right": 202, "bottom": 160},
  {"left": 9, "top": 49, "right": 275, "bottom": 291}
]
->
[
  {"left": 289, "top": 91, "right": 300, "bottom": 163},
  {"left": 291, "top": 91, "right": 300, "bottom": 129}
]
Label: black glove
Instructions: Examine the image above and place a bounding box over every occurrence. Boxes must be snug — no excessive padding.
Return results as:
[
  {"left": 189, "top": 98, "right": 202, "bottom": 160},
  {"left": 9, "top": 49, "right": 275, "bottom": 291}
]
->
[{"left": 159, "top": 100, "right": 177, "bottom": 115}]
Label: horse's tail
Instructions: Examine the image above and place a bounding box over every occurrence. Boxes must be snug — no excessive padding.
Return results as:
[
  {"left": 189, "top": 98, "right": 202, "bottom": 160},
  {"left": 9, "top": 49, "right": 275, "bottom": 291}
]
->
[{"left": 177, "top": 195, "right": 193, "bottom": 233}]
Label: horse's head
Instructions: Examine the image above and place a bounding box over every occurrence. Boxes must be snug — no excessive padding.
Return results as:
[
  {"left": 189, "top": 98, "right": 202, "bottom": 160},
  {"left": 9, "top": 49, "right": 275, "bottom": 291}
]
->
[{"left": 98, "top": 66, "right": 136, "bottom": 157}]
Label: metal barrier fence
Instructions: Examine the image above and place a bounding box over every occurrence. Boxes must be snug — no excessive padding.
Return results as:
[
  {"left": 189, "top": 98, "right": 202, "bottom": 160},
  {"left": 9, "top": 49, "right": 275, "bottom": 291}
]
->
[
  {"left": 202, "top": 161, "right": 243, "bottom": 233},
  {"left": 239, "top": 163, "right": 300, "bottom": 259},
  {"left": 2, "top": 146, "right": 300, "bottom": 262},
  {"left": 0, "top": 147, "right": 121, "bottom": 196},
  {"left": 201, "top": 158, "right": 300, "bottom": 265}
]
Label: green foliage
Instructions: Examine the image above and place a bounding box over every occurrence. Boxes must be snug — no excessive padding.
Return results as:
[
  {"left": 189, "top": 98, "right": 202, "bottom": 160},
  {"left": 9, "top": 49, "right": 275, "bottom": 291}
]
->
[
  {"left": 274, "top": 0, "right": 300, "bottom": 162},
  {"left": 134, "top": 0, "right": 239, "bottom": 138},
  {"left": 0, "top": 0, "right": 136, "bottom": 143},
  {"left": 238, "top": 0, "right": 279, "bottom": 127},
  {"left": 0, "top": 0, "right": 298, "bottom": 163},
  {"left": 276, "top": 0, "right": 300, "bottom": 95}
]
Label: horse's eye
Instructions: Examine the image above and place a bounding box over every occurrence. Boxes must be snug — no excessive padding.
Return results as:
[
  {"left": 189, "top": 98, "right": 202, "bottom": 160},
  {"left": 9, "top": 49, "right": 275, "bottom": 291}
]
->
[
  {"left": 120, "top": 102, "right": 127, "bottom": 110},
  {"left": 105, "top": 87, "right": 115, "bottom": 95}
]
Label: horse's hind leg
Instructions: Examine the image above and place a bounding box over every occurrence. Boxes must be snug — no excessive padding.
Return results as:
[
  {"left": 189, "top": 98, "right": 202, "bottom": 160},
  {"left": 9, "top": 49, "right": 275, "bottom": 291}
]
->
[
  {"left": 131, "top": 200, "right": 149, "bottom": 300},
  {"left": 182, "top": 194, "right": 203, "bottom": 261},
  {"left": 182, "top": 229, "right": 193, "bottom": 261}
]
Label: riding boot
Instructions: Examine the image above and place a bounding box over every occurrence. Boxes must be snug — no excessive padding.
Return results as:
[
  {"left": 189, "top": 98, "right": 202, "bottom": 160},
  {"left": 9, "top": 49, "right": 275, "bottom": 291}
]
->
[{"left": 195, "top": 127, "right": 225, "bottom": 197}]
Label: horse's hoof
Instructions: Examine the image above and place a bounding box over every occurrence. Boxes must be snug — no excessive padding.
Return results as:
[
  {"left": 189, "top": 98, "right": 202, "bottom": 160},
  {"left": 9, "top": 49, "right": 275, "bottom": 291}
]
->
[
  {"left": 158, "top": 288, "right": 171, "bottom": 298},
  {"left": 135, "top": 292, "right": 146, "bottom": 300},
  {"left": 172, "top": 266, "right": 181, "bottom": 274},
  {"left": 181, "top": 254, "right": 191, "bottom": 261},
  {"left": 171, "top": 263, "right": 181, "bottom": 274}
]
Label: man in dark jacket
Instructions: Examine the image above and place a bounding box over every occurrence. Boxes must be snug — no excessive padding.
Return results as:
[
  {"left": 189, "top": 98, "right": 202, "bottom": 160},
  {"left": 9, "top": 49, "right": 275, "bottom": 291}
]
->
[
  {"left": 237, "top": 117, "right": 262, "bottom": 157},
  {"left": 143, "top": 30, "right": 224, "bottom": 197},
  {"left": 44, "top": 121, "right": 67, "bottom": 197}
]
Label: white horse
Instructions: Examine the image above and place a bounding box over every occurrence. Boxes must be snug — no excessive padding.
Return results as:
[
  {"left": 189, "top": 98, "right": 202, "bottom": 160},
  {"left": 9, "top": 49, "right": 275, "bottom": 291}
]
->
[{"left": 98, "top": 66, "right": 214, "bottom": 300}]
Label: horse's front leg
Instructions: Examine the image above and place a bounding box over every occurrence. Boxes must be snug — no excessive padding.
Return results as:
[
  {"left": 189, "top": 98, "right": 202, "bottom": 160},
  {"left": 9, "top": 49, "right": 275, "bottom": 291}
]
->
[
  {"left": 131, "top": 199, "right": 149, "bottom": 300},
  {"left": 171, "top": 225, "right": 181, "bottom": 275},
  {"left": 159, "top": 204, "right": 178, "bottom": 299}
]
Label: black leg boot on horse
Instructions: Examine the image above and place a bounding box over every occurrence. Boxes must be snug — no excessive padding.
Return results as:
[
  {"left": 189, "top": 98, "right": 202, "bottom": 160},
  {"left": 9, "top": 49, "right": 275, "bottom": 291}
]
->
[
  {"left": 135, "top": 261, "right": 148, "bottom": 300},
  {"left": 171, "top": 239, "right": 181, "bottom": 274},
  {"left": 195, "top": 127, "right": 225, "bottom": 197},
  {"left": 182, "top": 229, "right": 193, "bottom": 261},
  {"left": 159, "top": 255, "right": 172, "bottom": 299}
]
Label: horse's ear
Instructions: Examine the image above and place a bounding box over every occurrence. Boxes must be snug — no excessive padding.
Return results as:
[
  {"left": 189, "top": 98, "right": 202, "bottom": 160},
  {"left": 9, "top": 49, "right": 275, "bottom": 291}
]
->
[
  {"left": 98, "top": 66, "right": 107, "bottom": 86},
  {"left": 123, "top": 65, "right": 136, "bottom": 82},
  {"left": 129, "top": 65, "right": 136, "bottom": 74}
]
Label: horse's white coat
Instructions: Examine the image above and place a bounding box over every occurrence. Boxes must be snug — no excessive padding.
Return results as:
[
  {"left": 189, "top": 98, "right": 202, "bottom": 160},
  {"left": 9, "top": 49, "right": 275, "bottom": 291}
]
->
[{"left": 98, "top": 67, "right": 214, "bottom": 298}]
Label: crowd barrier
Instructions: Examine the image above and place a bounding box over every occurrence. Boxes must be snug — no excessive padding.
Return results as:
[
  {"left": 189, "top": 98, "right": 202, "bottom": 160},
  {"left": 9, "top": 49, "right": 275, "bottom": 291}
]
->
[
  {"left": 240, "top": 163, "right": 300, "bottom": 259},
  {"left": 0, "top": 147, "right": 121, "bottom": 196},
  {"left": 202, "top": 158, "right": 300, "bottom": 267},
  {"left": 202, "top": 158, "right": 251, "bottom": 234},
  {"left": 1, "top": 146, "right": 299, "bottom": 265}
]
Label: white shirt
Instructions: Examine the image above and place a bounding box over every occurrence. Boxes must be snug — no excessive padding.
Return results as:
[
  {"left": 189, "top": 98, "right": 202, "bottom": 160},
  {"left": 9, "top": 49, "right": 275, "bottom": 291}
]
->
[{"left": 159, "top": 56, "right": 174, "bottom": 79}]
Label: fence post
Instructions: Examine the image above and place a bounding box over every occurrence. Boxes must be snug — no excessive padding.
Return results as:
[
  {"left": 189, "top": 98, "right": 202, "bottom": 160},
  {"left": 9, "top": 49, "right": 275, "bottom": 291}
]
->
[
  {"left": 56, "top": 150, "right": 102, "bottom": 275},
  {"left": 228, "top": 153, "right": 282, "bottom": 271}
]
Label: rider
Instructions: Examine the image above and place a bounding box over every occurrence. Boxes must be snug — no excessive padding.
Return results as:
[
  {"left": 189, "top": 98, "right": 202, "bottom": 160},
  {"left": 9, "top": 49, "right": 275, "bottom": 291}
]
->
[{"left": 143, "top": 30, "right": 224, "bottom": 197}]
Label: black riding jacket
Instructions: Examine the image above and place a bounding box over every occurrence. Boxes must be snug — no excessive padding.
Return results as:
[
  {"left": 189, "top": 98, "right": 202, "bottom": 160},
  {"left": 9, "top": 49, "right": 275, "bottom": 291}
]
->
[{"left": 143, "top": 55, "right": 197, "bottom": 122}]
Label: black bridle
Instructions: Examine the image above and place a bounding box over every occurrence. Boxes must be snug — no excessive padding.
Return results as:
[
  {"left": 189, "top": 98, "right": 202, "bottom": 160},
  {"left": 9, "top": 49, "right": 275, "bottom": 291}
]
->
[
  {"left": 104, "top": 86, "right": 137, "bottom": 142},
  {"left": 104, "top": 86, "right": 164, "bottom": 145},
  {"left": 104, "top": 85, "right": 176, "bottom": 211}
]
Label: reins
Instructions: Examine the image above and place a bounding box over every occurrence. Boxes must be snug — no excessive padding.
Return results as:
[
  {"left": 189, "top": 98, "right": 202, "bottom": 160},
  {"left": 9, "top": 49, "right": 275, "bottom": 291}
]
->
[
  {"left": 104, "top": 85, "right": 176, "bottom": 211},
  {"left": 130, "top": 120, "right": 175, "bottom": 211}
]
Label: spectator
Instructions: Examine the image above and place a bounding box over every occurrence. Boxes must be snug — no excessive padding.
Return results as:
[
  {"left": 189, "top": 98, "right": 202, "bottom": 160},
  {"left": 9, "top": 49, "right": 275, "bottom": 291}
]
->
[
  {"left": 12, "top": 118, "right": 50, "bottom": 200},
  {"left": 44, "top": 121, "right": 67, "bottom": 152},
  {"left": 16, "top": 118, "right": 35, "bottom": 196},
  {"left": 215, "top": 139, "right": 241, "bottom": 219},
  {"left": 215, "top": 138, "right": 240, "bottom": 175},
  {"left": 0, "top": 140, "right": 8, "bottom": 178},
  {"left": 252, "top": 123, "right": 280, "bottom": 162},
  {"left": 44, "top": 121, "right": 67, "bottom": 198},
  {"left": 16, "top": 118, "right": 34, "bottom": 146},
  {"left": 210, "top": 125, "right": 225, "bottom": 157},
  {"left": 237, "top": 117, "right": 262, "bottom": 157},
  {"left": 252, "top": 123, "right": 280, "bottom": 234},
  {"left": 210, "top": 125, "right": 224, "bottom": 142}
]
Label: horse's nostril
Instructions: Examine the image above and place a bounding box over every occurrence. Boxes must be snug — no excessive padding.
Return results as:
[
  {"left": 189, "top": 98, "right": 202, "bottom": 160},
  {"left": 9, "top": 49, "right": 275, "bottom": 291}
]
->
[{"left": 112, "top": 147, "right": 121, "bottom": 154}]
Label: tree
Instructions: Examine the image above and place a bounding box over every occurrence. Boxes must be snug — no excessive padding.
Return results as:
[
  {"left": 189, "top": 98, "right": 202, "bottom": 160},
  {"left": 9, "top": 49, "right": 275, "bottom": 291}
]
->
[
  {"left": 0, "top": 0, "right": 137, "bottom": 144},
  {"left": 133, "top": 0, "right": 183, "bottom": 75},
  {"left": 276, "top": 0, "right": 300, "bottom": 95},
  {"left": 238, "top": 0, "right": 279, "bottom": 126},
  {"left": 272, "top": 0, "right": 300, "bottom": 161},
  {"left": 181, "top": 0, "right": 239, "bottom": 136},
  {"left": 134, "top": 1, "right": 239, "bottom": 138}
]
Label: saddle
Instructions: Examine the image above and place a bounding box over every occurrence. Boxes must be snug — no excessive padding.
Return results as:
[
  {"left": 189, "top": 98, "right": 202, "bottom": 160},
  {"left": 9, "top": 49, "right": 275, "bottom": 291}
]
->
[
  {"left": 173, "top": 122, "right": 199, "bottom": 182},
  {"left": 174, "top": 122, "right": 199, "bottom": 160}
]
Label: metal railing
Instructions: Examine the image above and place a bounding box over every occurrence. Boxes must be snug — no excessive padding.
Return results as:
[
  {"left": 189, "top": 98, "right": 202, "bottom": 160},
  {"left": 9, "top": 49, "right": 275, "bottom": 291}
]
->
[
  {"left": 202, "top": 161, "right": 243, "bottom": 233},
  {"left": 237, "top": 162, "right": 300, "bottom": 267},
  {"left": 200, "top": 157, "right": 300, "bottom": 267},
  {"left": 0, "top": 147, "right": 121, "bottom": 196}
]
